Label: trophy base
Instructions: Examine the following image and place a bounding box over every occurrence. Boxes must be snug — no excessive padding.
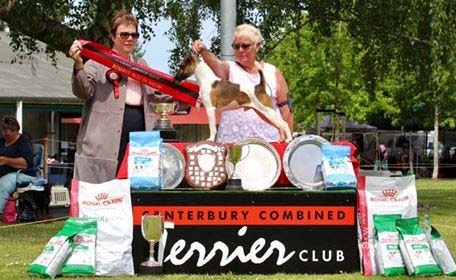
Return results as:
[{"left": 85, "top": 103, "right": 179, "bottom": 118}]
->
[
  {"left": 138, "top": 265, "right": 163, "bottom": 275},
  {"left": 225, "top": 178, "right": 243, "bottom": 190},
  {"left": 153, "top": 128, "right": 179, "bottom": 142}
]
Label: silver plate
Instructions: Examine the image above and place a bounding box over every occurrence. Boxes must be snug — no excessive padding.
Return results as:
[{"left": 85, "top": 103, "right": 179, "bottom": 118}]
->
[
  {"left": 234, "top": 138, "right": 281, "bottom": 191},
  {"left": 283, "top": 135, "right": 329, "bottom": 190},
  {"left": 161, "top": 143, "right": 185, "bottom": 189}
]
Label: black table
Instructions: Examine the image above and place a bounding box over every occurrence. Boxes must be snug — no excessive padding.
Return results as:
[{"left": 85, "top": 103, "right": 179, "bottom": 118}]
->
[{"left": 131, "top": 190, "right": 359, "bottom": 274}]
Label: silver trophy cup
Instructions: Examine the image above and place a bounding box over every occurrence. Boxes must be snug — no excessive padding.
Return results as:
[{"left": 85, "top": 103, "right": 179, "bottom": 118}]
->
[
  {"left": 140, "top": 214, "right": 164, "bottom": 274},
  {"left": 226, "top": 144, "right": 250, "bottom": 190},
  {"left": 153, "top": 102, "right": 179, "bottom": 130}
]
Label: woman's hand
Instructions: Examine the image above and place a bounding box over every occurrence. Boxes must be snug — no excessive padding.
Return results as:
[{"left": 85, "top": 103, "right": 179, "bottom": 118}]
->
[
  {"left": 191, "top": 39, "right": 208, "bottom": 55},
  {"left": 68, "top": 40, "right": 84, "bottom": 70}
]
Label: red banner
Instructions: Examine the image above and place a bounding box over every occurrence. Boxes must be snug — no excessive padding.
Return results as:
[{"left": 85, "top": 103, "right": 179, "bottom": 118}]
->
[
  {"left": 78, "top": 39, "right": 199, "bottom": 106},
  {"left": 132, "top": 205, "right": 355, "bottom": 226}
]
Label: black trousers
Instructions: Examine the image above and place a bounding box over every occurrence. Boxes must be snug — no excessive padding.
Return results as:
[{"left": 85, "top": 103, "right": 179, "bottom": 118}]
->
[{"left": 117, "top": 105, "right": 145, "bottom": 172}]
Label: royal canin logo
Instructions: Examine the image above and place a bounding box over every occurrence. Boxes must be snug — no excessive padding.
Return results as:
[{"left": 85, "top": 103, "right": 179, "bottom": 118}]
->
[
  {"left": 73, "top": 235, "right": 94, "bottom": 245},
  {"left": 81, "top": 192, "right": 123, "bottom": 207},
  {"left": 95, "top": 192, "right": 109, "bottom": 201},
  {"left": 382, "top": 188, "right": 397, "bottom": 197},
  {"left": 370, "top": 187, "right": 409, "bottom": 202}
]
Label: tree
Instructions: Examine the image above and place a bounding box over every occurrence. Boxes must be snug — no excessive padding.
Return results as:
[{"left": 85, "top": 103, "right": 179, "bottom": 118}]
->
[
  {"left": 266, "top": 19, "right": 370, "bottom": 132},
  {"left": 346, "top": 0, "right": 456, "bottom": 178},
  {"left": 0, "top": 0, "right": 163, "bottom": 63},
  {"left": 1, "top": 1, "right": 455, "bottom": 163}
]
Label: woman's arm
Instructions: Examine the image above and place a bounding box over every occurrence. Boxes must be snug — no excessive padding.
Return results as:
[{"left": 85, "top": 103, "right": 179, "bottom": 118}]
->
[
  {"left": 191, "top": 40, "right": 230, "bottom": 80},
  {"left": 69, "top": 41, "right": 97, "bottom": 100},
  {"left": 275, "top": 68, "right": 294, "bottom": 133},
  {"left": 0, "top": 156, "right": 28, "bottom": 170},
  {"left": 72, "top": 61, "right": 98, "bottom": 100}
]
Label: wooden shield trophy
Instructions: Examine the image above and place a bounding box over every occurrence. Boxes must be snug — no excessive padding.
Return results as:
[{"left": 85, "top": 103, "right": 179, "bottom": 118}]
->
[{"left": 184, "top": 141, "right": 228, "bottom": 189}]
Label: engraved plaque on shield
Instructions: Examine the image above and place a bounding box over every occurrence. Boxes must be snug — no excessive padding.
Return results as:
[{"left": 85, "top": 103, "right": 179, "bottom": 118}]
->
[{"left": 184, "top": 141, "right": 228, "bottom": 189}]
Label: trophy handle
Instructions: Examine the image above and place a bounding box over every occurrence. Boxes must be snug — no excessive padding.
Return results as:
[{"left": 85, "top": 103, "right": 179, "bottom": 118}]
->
[
  {"left": 238, "top": 144, "right": 250, "bottom": 162},
  {"left": 141, "top": 214, "right": 147, "bottom": 238},
  {"left": 171, "top": 101, "right": 179, "bottom": 114}
]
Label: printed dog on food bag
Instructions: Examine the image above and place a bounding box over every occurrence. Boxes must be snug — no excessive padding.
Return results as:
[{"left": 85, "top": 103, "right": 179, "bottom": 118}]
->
[{"left": 174, "top": 54, "right": 292, "bottom": 142}]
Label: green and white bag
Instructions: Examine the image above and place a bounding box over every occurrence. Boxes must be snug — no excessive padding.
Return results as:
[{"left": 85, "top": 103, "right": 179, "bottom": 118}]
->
[
  {"left": 396, "top": 217, "right": 441, "bottom": 276},
  {"left": 424, "top": 216, "right": 456, "bottom": 276},
  {"left": 373, "top": 214, "right": 406, "bottom": 276},
  {"left": 27, "top": 218, "right": 87, "bottom": 278},
  {"left": 62, "top": 219, "right": 97, "bottom": 275}
]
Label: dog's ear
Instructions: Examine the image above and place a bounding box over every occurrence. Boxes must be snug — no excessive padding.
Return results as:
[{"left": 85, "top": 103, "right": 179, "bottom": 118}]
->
[
  {"left": 178, "top": 54, "right": 193, "bottom": 68},
  {"left": 184, "top": 54, "right": 196, "bottom": 63}
]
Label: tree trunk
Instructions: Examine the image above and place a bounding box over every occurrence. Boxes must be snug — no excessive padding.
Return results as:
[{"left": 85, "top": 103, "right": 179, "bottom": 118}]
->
[
  {"left": 408, "top": 131, "right": 413, "bottom": 174},
  {"left": 432, "top": 103, "right": 439, "bottom": 179}
]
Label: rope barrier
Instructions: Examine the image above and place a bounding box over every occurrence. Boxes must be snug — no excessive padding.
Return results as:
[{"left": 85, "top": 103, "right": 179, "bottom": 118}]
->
[
  {"left": 0, "top": 216, "right": 68, "bottom": 229},
  {"left": 31, "top": 138, "right": 76, "bottom": 145},
  {"left": 428, "top": 223, "right": 456, "bottom": 231}
]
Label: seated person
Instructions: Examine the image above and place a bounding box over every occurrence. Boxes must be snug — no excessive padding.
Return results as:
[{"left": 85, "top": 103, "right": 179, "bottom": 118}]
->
[{"left": 0, "top": 116, "right": 35, "bottom": 217}]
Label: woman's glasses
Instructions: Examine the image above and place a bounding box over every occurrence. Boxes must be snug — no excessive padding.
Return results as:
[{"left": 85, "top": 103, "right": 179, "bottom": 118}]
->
[
  {"left": 117, "top": 32, "right": 140, "bottom": 40},
  {"left": 231, "top": 43, "right": 253, "bottom": 50}
]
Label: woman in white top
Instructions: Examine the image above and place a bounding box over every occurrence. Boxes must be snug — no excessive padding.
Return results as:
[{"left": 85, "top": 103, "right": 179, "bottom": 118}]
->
[{"left": 191, "top": 24, "right": 294, "bottom": 143}]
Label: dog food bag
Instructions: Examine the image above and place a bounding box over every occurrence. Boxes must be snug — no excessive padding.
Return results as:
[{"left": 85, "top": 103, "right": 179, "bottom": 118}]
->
[
  {"left": 62, "top": 219, "right": 97, "bottom": 276},
  {"left": 357, "top": 175, "right": 417, "bottom": 275},
  {"left": 424, "top": 216, "right": 456, "bottom": 276},
  {"left": 27, "top": 218, "right": 84, "bottom": 278},
  {"left": 128, "top": 131, "right": 162, "bottom": 190},
  {"left": 396, "top": 217, "right": 441, "bottom": 276},
  {"left": 321, "top": 143, "right": 357, "bottom": 190},
  {"left": 373, "top": 214, "right": 406, "bottom": 276},
  {"left": 71, "top": 179, "right": 134, "bottom": 276}
]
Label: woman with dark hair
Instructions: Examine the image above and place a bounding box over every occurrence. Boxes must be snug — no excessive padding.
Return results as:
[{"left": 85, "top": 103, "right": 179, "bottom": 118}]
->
[
  {"left": 0, "top": 115, "right": 35, "bottom": 216},
  {"left": 68, "top": 10, "right": 176, "bottom": 183}
]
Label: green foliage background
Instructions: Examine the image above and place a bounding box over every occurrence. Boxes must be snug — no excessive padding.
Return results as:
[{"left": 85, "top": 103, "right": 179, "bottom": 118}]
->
[{"left": 0, "top": 0, "right": 455, "bottom": 132}]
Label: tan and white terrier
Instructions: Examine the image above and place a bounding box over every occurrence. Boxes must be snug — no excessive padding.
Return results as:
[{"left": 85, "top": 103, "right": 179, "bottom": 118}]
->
[{"left": 174, "top": 54, "right": 292, "bottom": 142}]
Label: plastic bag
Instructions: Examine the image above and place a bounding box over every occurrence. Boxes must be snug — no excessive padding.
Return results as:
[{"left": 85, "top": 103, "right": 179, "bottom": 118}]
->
[
  {"left": 396, "top": 217, "right": 441, "bottom": 276},
  {"left": 321, "top": 143, "right": 357, "bottom": 190},
  {"left": 357, "top": 175, "right": 417, "bottom": 275},
  {"left": 2, "top": 197, "right": 16, "bottom": 224},
  {"left": 27, "top": 218, "right": 91, "bottom": 278},
  {"left": 62, "top": 219, "right": 97, "bottom": 275},
  {"left": 424, "top": 216, "right": 456, "bottom": 276},
  {"left": 373, "top": 214, "right": 406, "bottom": 276},
  {"left": 70, "top": 179, "right": 134, "bottom": 276},
  {"left": 128, "top": 131, "right": 162, "bottom": 190}
]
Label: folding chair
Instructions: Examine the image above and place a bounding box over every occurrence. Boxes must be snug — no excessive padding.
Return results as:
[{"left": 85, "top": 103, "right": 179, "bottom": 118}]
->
[{"left": 15, "top": 144, "right": 51, "bottom": 222}]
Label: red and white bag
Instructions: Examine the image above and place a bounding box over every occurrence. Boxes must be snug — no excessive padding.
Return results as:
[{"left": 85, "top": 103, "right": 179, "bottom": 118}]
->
[
  {"left": 70, "top": 179, "right": 134, "bottom": 276},
  {"left": 357, "top": 175, "right": 417, "bottom": 275}
]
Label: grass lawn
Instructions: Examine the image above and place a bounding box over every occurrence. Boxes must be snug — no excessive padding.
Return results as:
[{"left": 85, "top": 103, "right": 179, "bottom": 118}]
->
[{"left": 1, "top": 179, "right": 455, "bottom": 279}]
